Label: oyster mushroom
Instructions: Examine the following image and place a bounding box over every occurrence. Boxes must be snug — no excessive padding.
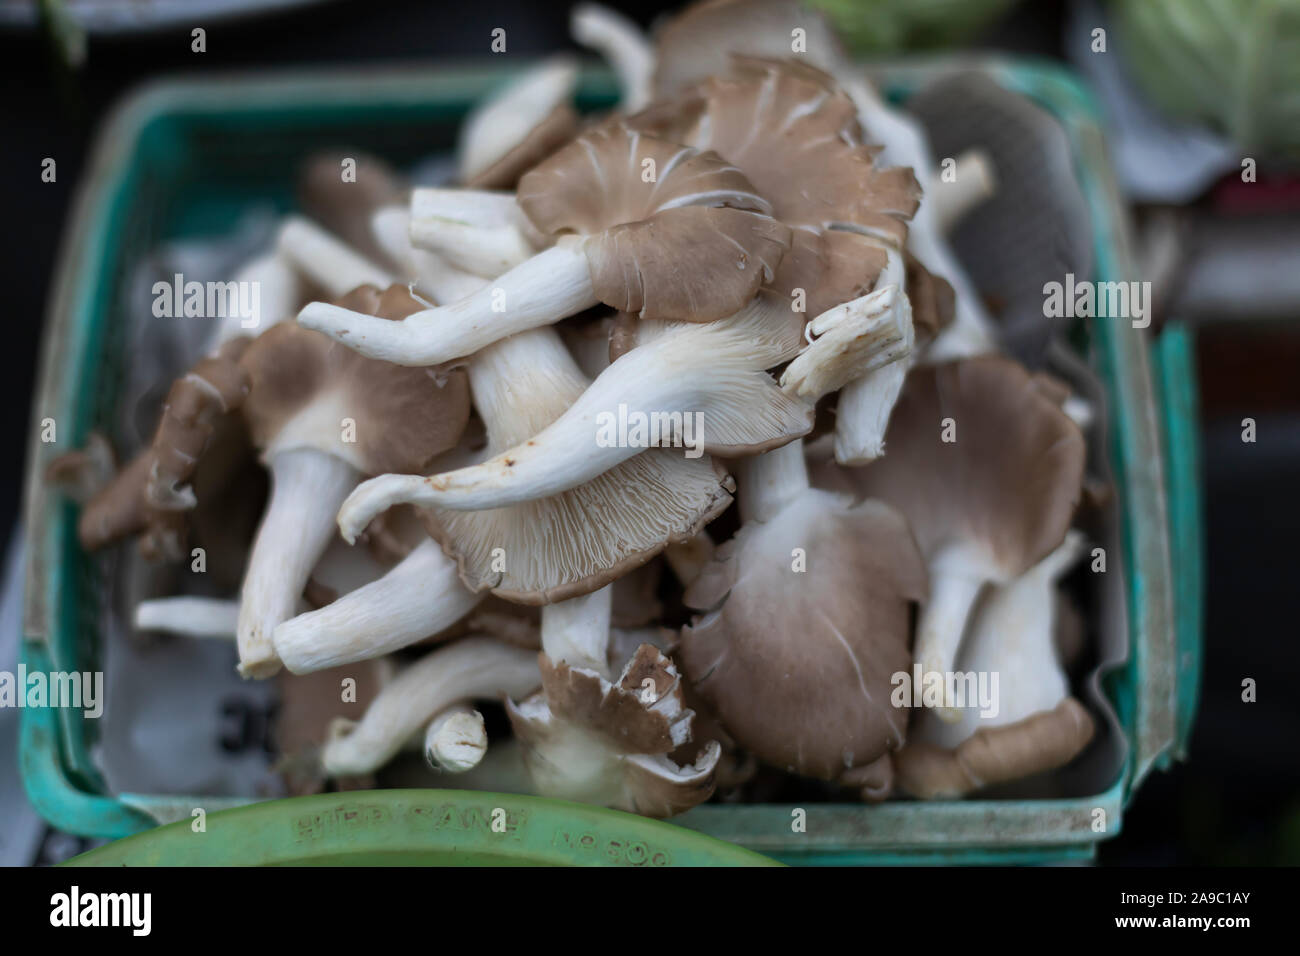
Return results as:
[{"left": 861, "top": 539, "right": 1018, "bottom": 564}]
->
[
  {"left": 904, "top": 531, "right": 1091, "bottom": 772},
  {"left": 506, "top": 642, "right": 721, "bottom": 817},
  {"left": 233, "top": 284, "right": 470, "bottom": 677},
  {"left": 678, "top": 439, "right": 927, "bottom": 789},
  {"left": 830, "top": 356, "right": 1086, "bottom": 719},
  {"left": 298, "top": 121, "right": 790, "bottom": 365}
]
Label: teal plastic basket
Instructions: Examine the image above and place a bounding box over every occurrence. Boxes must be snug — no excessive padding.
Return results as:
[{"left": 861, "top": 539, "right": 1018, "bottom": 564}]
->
[{"left": 20, "top": 58, "right": 1202, "bottom": 865}]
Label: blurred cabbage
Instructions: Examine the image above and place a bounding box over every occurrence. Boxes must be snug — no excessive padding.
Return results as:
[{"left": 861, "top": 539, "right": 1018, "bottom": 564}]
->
[
  {"left": 1114, "top": 0, "right": 1300, "bottom": 157},
  {"left": 807, "top": 0, "right": 1021, "bottom": 52}
]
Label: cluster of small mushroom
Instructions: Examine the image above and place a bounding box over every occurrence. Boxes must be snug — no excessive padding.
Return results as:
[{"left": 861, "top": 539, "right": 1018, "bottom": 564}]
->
[{"left": 52, "top": 0, "right": 1101, "bottom": 815}]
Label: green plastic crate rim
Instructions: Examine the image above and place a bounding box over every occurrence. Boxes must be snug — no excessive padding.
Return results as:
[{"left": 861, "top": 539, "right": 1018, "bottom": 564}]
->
[{"left": 19, "top": 58, "right": 1202, "bottom": 865}]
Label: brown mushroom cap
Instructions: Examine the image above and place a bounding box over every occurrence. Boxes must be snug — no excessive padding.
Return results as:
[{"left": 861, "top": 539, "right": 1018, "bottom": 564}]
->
[
  {"left": 240, "top": 284, "right": 470, "bottom": 475},
  {"left": 517, "top": 121, "right": 791, "bottom": 322},
  {"left": 466, "top": 102, "right": 579, "bottom": 190},
  {"left": 631, "top": 57, "right": 919, "bottom": 318},
  {"left": 652, "top": 0, "right": 848, "bottom": 100},
  {"left": 893, "top": 697, "right": 1096, "bottom": 799},
  {"left": 297, "top": 151, "right": 407, "bottom": 268},
  {"left": 843, "top": 356, "right": 1086, "bottom": 578},
  {"left": 506, "top": 644, "right": 720, "bottom": 817},
  {"left": 679, "top": 490, "right": 927, "bottom": 780}
]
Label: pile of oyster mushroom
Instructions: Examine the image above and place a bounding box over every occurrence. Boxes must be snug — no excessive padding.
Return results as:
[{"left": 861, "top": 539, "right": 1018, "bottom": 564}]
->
[{"left": 51, "top": 0, "right": 1102, "bottom": 816}]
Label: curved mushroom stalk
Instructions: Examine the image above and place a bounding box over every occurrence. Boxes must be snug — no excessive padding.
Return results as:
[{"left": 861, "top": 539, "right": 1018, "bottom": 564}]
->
[
  {"left": 274, "top": 539, "right": 482, "bottom": 674},
  {"left": 298, "top": 240, "right": 594, "bottom": 366},
  {"left": 277, "top": 216, "right": 393, "bottom": 297},
  {"left": 834, "top": 357, "right": 1087, "bottom": 717},
  {"left": 299, "top": 122, "right": 790, "bottom": 366},
  {"left": 571, "top": 3, "right": 654, "bottom": 111},
  {"left": 135, "top": 597, "right": 241, "bottom": 638},
  {"left": 424, "top": 704, "right": 489, "bottom": 773},
  {"left": 918, "top": 532, "right": 1088, "bottom": 744},
  {"left": 337, "top": 295, "right": 810, "bottom": 523},
  {"left": 237, "top": 448, "right": 361, "bottom": 678},
  {"left": 408, "top": 187, "right": 548, "bottom": 278},
  {"left": 458, "top": 56, "right": 579, "bottom": 189},
  {"left": 322, "top": 636, "right": 540, "bottom": 777},
  {"left": 679, "top": 440, "right": 926, "bottom": 787},
  {"left": 506, "top": 644, "right": 721, "bottom": 818}
]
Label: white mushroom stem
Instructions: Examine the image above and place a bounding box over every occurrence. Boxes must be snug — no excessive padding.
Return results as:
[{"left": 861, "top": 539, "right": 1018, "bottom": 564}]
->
[
  {"left": 236, "top": 448, "right": 361, "bottom": 678},
  {"left": 541, "top": 585, "right": 613, "bottom": 678},
  {"left": 212, "top": 247, "right": 303, "bottom": 346},
  {"left": 833, "top": 360, "right": 910, "bottom": 464},
  {"left": 571, "top": 3, "right": 654, "bottom": 112},
  {"left": 297, "top": 239, "right": 595, "bottom": 366},
  {"left": 135, "top": 597, "right": 240, "bottom": 638},
  {"left": 273, "top": 539, "right": 482, "bottom": 674},
  {"left": 913, "top": 546, "right": 991, "bottom": 721},
  {"left": 736, "top": 439, "right": 809, "bottom": 524},
  {"left": 780, "top": 284, "right": 912, "bottom": 402},
  {"left": 424, "top": 704, "right": 489, "bottom": 773},
  {"left": 831, "top": 244, "right": 917, "bottom": 464},
  {"left": 928, "top": 149, "right": 996, "bottom": 236},
  {"left": 336, "top": 298, "right": 808, "bottom": 527},
  {"left": 371, "top": 207, "right": 488, "bottom": 305},
  {"left": 277, "top": 216, "right": 393, "bottom": 296},
  {"left": 408, "top": 217, "right": 537, "bottom": 280},
  {"left": 840, "top": 76, "right": 997, "bottom": 362},
  {"left": 408, "top": 187, "right": 546, "bottom": 278},
  {"left": 322, "top": 636, "right": 540, "bottom": 776},
  {"left": 919, "top": 532, "right": 1087, "bottom": 745},
  {"left": 458, "top": 56, "right": 578, "bottom": 183}
]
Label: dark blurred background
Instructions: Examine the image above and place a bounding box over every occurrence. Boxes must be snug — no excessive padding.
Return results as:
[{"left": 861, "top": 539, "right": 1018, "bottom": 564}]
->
[{"left": 1, "top": 0, "right": 1297, "bottom": 865}]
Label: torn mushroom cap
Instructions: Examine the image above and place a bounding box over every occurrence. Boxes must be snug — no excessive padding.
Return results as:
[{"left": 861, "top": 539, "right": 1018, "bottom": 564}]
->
[
  {"left": 412, "top": 327, "right": 735, "bottom": 604},
  {"left": 517, "top": 120, "right": 790, "bottom": 321},
  {"left": 905, "top": 250, "right": 956, "bottom": 344},
  {"left": 652, "top": 0, "right": 847, "bottom": 100},
  {"left": 68, "top": 337, "right": 254, "bottom": 560},
  {"left": 459, "top": 57, "right": 581, "bottom": 189},
  {"left": 240, "top": 284, "right": 469, "bottom": 474},
  {"left": 894, "top": 698, "right": 1095, "bottom": 800},
  {"left": 679, "top": 488, "right": 926, "bottom": 781},
  {"left": 841, "top": 356, "right": 1086, "bottom": 707},
  {"left": 506, "top": 644, "right": 721, "bottom": 817}
]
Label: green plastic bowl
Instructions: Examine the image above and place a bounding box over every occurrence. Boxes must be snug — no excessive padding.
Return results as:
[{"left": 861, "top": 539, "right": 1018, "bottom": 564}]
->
[{"left": 65, "top": 790, "right": 780, "bottom": 866}]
